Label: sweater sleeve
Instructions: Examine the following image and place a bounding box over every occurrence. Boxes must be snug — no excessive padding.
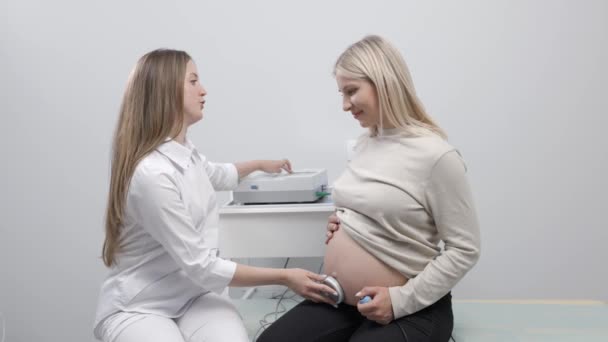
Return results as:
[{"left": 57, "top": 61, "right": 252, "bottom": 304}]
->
[{"left": 388, "top": 150, "right": 481, "bottom": 318}]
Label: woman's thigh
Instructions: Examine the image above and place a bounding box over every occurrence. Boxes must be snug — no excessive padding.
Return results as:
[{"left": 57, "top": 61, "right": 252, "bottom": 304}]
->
[
  {"left": 176, "top": 292, "right": 249, "bottom": 342},
  {"left": 350, "top": 293, "right": 454, "bottom": 342},
  {"left": 113, "top": 314, "right": 185, "bottom": 342},
  {"left": 258, "top": 300, "right": 364, "bottom": 342}
]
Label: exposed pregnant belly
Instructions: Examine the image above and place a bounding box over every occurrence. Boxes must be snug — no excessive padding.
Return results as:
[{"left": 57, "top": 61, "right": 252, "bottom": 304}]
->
[{"left": 323, "top": 228, "right": 408, "bottom": 306}]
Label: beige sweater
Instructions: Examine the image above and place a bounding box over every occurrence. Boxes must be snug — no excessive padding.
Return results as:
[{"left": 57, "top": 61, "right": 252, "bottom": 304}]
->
[{"left": 332, "top": 128, "right": 481, "bottom": 318}]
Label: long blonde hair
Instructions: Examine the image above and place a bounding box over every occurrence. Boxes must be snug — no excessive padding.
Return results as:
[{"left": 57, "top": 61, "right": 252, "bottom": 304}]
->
[
  {"left": 334, "top": 35, "right": 446, "bottom": 138},
  {"left": 103, "top": 49, "right": 191, "bottom": 267}
]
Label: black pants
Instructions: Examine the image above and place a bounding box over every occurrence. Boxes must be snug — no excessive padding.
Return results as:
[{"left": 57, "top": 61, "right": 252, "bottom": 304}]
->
[{"left": 258, "top": 293, "right": 453, "bottom": 342}]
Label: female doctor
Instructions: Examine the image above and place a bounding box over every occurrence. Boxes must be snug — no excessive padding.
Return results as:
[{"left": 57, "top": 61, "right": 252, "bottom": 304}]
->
[{"left": 93, "top": 49, "right": 336, "bottom": 342}]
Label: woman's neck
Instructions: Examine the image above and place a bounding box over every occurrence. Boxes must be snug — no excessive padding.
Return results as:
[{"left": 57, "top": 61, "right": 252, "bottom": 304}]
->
[{"left": 175, "top": 123, "right": 188, "bottom": 145}]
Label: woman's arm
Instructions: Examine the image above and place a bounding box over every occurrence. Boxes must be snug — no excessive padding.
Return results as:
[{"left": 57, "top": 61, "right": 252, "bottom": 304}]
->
[
  {"left": 131, "top": 170, "right": 238, "bottom": 293},
  {"left": 202, "top": 158, "right": 292, "bottom": 191},
  {"left": 389, "top": 150, "right": 481, "bottom": 319},
  {"left": 234, "top": 159, "right": 292, "bottom": 179},
  {"left": 131, "top": 169, "right": 335, "bottom": 304},
  {"left": 230, "top": 264, "right": 336, "bottom": 304}
]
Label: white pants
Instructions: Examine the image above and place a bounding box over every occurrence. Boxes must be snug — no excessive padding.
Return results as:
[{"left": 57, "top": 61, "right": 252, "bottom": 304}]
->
[{"left": 99, "top": 292, "right": 249, "bottom": 342}]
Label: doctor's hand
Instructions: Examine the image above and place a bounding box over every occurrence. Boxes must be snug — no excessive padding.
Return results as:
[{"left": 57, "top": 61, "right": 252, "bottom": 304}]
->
[
  {"left": 325, "top": 211, "right": 341, "bottom": 244},
  {"left": 260, "top": 159, "right": 292, "bottom": 174},
  {"left": 356, "top": 287, "right": 394, "bottom": 325},
  {"left": 283, "top": 269, "right": 337, "bottom": 305}
]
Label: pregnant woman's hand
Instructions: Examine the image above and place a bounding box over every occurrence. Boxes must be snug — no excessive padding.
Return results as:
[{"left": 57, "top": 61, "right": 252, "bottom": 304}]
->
[
  {"left": 325, "top": 211, "right": 341, "bottom": 244},
  {"left": 356, "top": 287, "right": 395, "bottom": 325}
]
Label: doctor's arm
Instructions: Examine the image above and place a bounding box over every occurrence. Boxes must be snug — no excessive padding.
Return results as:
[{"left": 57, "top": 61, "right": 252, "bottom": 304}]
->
[
  {"left": 204, "top": 159, "right": 292, "bottom": 191},
  {"left": 234, "top": 159, "right": 292, "bottom": 178},
  {"left": 131, "top": 171, "right": 334, "bottom": 303},
  {"left": 230, "top": 264, "right": 336, "bottom": 304}
]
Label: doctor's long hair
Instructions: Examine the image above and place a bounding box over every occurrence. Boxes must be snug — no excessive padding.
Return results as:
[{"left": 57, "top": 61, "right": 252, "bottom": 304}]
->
[
  {"left": 334, "top": 35, "right": 446, "bottom": 139},
  {"left": 103, "top": 49, "right": 190, "bottom": 267}
]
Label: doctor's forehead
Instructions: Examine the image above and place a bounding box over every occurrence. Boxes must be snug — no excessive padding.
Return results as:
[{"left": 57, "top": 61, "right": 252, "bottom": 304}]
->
[{"left": 186, "top": 60, "right": 199, "bottom": 73}]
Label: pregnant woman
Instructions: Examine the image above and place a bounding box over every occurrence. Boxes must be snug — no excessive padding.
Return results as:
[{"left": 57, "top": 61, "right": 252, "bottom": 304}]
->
[{"left": 258, "top": 35, "right": 481, "bottom": 342}]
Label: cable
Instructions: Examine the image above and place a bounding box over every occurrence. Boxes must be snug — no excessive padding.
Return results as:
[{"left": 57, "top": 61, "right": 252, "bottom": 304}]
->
[
  {"left": 252, "top": 258, "right": 303, "bottom": 341},
  {"left": 1, "top": 312, "right": 5, "bottom": 342},
  {"left": 394, "top": 321, "right": 409, "bottom": 342},
  {"left": 252, "top": 285, "right": 300, "bottom": 340},
  {"left": 282, "top": 257, "right": 290, "bottom": 269},
  {"left": 450, "top": 335, "right": 457, "bottom": 342}
]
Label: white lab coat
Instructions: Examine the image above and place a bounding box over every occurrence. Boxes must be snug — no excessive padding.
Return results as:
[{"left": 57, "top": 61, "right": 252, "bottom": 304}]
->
[{"left": 94, "top": 139, "right": 238, "bottom": 338}]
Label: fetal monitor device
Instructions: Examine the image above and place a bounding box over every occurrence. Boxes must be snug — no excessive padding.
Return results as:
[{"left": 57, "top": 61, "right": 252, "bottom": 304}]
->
[
  {"left": 321, "top": 275, "right": 345, "bottom": 307},
  {"left": 232, "top": 169, "right": 328, "bottom": 204}
]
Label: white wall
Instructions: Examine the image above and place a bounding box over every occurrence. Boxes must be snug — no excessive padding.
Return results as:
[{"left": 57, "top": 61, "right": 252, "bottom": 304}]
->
[{"left": 1, "top": 0, "right": 607, "bottom": 341}]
